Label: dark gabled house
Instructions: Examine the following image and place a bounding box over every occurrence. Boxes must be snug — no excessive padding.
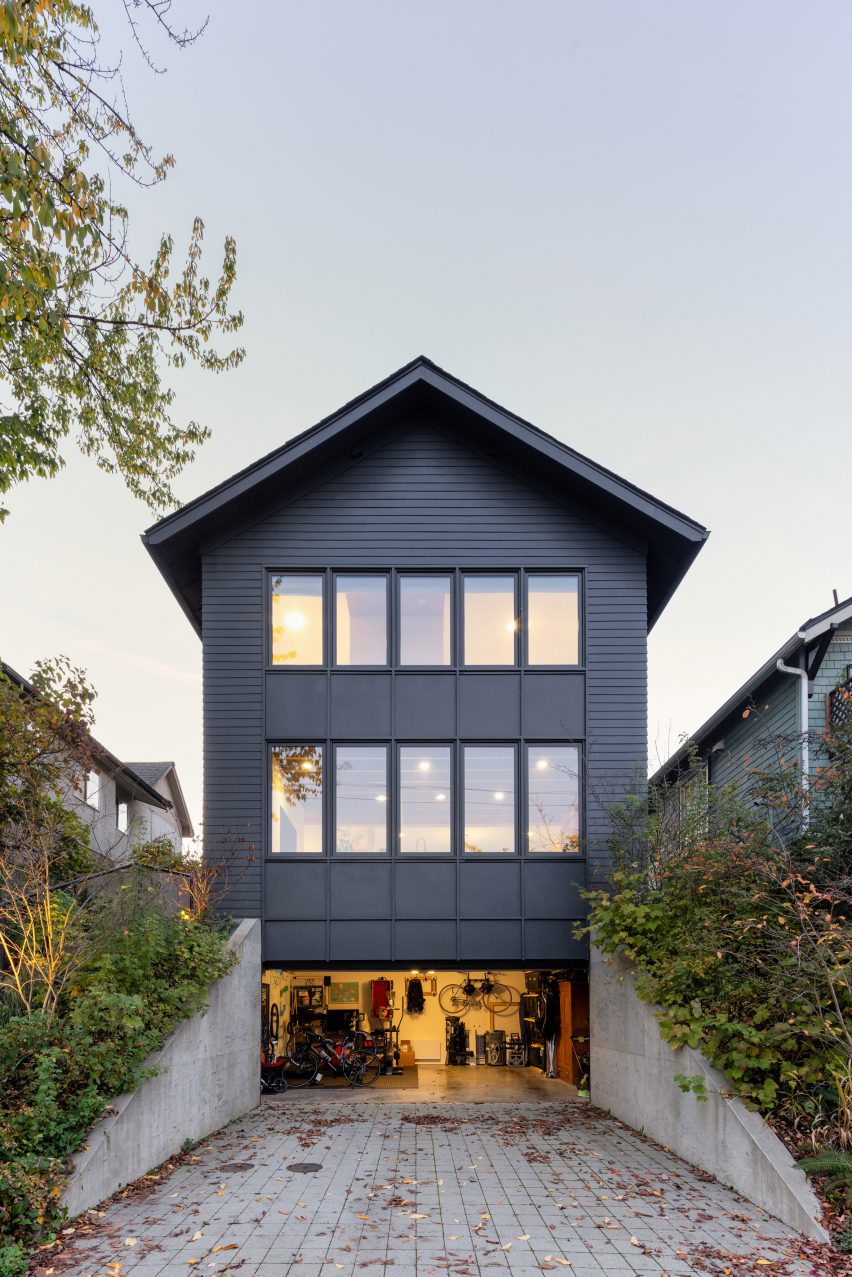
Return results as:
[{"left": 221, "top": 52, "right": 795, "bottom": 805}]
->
[
  {"left": 143, "top": 357, "right": 707, "bottom": 1041},
  {"left": 652, "top": 593, "right": 852, "bottom": 813}
]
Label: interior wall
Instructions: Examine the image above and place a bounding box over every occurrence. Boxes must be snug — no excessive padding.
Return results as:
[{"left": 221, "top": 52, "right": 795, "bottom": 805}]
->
[{"left": 262, "top": 967, "right": 529, "bottom": 1061}]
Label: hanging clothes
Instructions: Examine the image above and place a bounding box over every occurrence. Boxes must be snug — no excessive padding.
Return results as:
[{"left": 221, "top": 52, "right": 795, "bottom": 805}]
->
[{"left": 406, "top": 977, "right": 425, "bottom": 1014}]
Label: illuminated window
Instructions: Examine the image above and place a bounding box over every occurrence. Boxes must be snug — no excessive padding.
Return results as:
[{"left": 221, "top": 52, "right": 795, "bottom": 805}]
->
[
  {"left": 335, "top": 576, "right": 387, "bottom": 665},
  {"left": 463, "top": 746, "right": 515, "bottom": 853},
  {"left": 336, "top": 746, "right": 387, "bottom": 853},
  {"left": 527, "top": 746, "right": 580, "bottom": 853},
  {"left": 85, "top": 770, "right": 100, "bottom": 811},
  {"left": 271, "top": 575, "right": 323, "bottom": 665},
  {"left": 400, "top": 747, "right": 452, "bottom": 852},
  {"left": 400, "top": 576, "right": 452, "bottom": 665},
  {"left": 463, "top": 576, "right": 516, "bottom": 666},
  {"left": 271, "top": 746, "right": 323, "bottom": 853},
  {"left": 116, "top": 799, "right": 128, "bottom": 833},
  {"left": 527, "top": 575, "right": 580, "bottom": 665}
]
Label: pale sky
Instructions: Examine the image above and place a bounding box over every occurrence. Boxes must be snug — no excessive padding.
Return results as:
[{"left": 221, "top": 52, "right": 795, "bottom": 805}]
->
[{"left": 2, "top": 1, "right": 851, "bottom": 830}]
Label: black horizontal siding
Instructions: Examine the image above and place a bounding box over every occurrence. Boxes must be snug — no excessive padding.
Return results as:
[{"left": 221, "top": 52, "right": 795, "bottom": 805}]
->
[{"left": 202, "top": 419, "right": 647, "bottom": 926}]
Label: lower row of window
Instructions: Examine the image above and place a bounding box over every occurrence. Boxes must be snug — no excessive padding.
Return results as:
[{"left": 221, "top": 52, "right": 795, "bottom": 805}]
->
[{"left": 271, "top": 743, "right": 580, "bottom": 855}]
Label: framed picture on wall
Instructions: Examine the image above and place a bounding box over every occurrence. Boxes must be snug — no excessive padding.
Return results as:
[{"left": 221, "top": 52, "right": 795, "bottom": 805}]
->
[{"left": 328, "top": 981, "right": 359, "bottom": 1005}]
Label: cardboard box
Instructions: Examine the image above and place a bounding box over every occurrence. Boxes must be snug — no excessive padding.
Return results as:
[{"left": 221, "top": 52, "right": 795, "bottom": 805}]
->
[{"left": 399, "top": 1039, "right": 416, "bottom": 1068}]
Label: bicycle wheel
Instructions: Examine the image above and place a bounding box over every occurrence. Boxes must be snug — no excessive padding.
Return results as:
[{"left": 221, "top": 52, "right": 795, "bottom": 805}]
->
[
  {"left": 482, "top": 983, "right": 518, "bottom": 1015},
  {"left": 342, "top": 1048, "right": 382, "bottom": 1087},
  {"left": 438, "top": 983, "right": 468, "bottom": 1014},
  {"left": 283, "top": 1042, "right": 319, "bottom": 1088}
]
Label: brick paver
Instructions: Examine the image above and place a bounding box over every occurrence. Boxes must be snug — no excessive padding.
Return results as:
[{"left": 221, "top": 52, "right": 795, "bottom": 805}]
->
[{"left": 51, "top": 1098, "right": 816, "bottom": 1276}]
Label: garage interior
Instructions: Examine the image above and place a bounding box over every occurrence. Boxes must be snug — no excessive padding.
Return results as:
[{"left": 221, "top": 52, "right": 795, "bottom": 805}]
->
[{"left": 261, "top": 966, "right": 589, "bottom": 1094}]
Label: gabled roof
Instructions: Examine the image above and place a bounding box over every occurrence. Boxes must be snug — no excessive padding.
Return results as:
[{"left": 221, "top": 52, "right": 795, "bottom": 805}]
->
[
  {"left": 143, "top": 356, "right": 709, "bottom": 633},
  {"left": 651, "top": 593, "right": 852, "bottom": 784},
  {"left": 124, "top": 761, "right": 194, "bottom": 838}
]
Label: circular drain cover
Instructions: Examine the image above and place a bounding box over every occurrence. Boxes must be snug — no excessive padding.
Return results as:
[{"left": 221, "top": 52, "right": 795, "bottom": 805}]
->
[
  {"left": 219, "top": 1162, "right": 255, "bottom": 1172},
  {"left": 287, "top": 1162, "right": 323, "bottom": 1173}
]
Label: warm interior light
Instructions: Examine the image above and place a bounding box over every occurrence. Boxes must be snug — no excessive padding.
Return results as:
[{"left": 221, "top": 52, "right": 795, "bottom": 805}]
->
[
  {"left": 411, "top": 968, "right": 419, "bottom": 974},
  {"left": 375, "top": 794, "right": 387, "bottom": 803},
  {"left": 418, "top": 760, "right": 431, "bottom": 772},
  {"left": 435, "top": 792, "right": 446, "bottom": 802},
  {"left": 300, "top": 761, "right": 314, "bottom": 771},
  {"left": 504, "top": 619, "right": 517, "bottom": 633},
  {"left": 284, "top": 611, "right": 306, "bottom": 630},
  {"left": 536, "top": 759, "right": 549, "bottom": 770},
  {"left": 493, "top": 791, "right": 505, "bottom": 801},
  {"left": 426, "top": 969, "right": 436, "bottom": 975}
]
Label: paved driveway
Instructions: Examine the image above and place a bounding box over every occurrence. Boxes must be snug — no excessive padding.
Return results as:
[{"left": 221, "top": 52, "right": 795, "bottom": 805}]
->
[{"left": 49, "top": 1097, "right": 825, "bottom": 1277}]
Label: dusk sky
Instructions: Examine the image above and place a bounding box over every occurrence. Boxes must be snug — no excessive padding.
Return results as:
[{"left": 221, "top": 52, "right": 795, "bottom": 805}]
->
[{"left": 2, "top": 1, "right": 850, "bottom": 829}]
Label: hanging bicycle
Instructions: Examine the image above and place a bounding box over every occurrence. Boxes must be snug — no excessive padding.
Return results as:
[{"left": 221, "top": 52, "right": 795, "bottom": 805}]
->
[{"left": 438, "top": 971, "right": 519, "bottom": 1016}]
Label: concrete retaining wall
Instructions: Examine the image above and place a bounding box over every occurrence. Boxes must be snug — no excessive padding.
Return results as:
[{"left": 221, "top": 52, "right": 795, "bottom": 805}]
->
[
  {"left": 590, "top": 948, "right": 829, "bottom": 1242},
  {"left": 63, "top": 917, "right": 261, "bottom": 1218}
]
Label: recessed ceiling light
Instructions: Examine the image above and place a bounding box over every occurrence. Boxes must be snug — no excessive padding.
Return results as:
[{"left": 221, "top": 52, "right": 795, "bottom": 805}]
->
[
  {"left": 493, "top": 791, "right": 505, "bottom": 801},
  {"left": 418, "top": 760, "right": 431, "bottom": 772},
  {"left": 536, "top": 759, "right": 549, "bottom": 770},
  {"left": 375, "top": 794, "right": 386, "bottom": 803},
  {"left": 435, "top": 793, "right": 446, "bottom": 802},
  {"left": 284, "top": 611, "right": 306, "bottom": 630}
]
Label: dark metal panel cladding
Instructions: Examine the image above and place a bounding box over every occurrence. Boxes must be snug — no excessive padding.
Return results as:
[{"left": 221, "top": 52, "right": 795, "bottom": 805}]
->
[
  {"left": 459, "top": 860, "right": 521, "bottom": 919},
  {"left": 460, "top": 920, "right": 523, "bottom": 962},
  {"left": 329, "top": 862, "right": 392, "bottom": 919},
  {"left": 265, "top": 861, "right": 327, "bottom": 919},
  {"left": 521, "top": 674, "right": 585, "bottom": 737},
  {"left": 457, "top": 674, "right": 522, "bottom": 737},
  {"left": 394, "top": 674, "right": 456, "bottom": 737},
  {"left": 523, "top": 860, "right": 587, "bottom": 919},
  {"left": 329, "top": 920, "right": 392, "bottom": 962},
  {"left": 329, "top": 674, "right": 393, "bottom": 738},
  {"left": 395, "top": 920, "right": 457, "bottom": 961},
  {"left": 524, "top": 919, "right": 588, "bottom": 962},
  {"left": 266, "top": 674, "right": 327, "bottom": 738},
  {"left": 395, "top": 861, "right": 457, "bottom": 919},
  {"left": 265, "top": 920, "right": 326, "bottom": 962}
]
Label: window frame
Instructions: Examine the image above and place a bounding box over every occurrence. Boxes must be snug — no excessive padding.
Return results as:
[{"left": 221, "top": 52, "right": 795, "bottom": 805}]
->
[
  {"left": 523, "top": 572, "right": 583, "bottom": 669},
  {"left": 524, "top": 741, "right": 583, "bottom": 855},
  {"left": 266, "top": 568, "right": 585, "bottom": 672},
  {"left": 460, "top": 572, "right": 519, "bottom": 670},
  {"left": 269, "top": 570, "right": 327, "bottom": 668},
  {"left": 270, "top": 743, "right": 326, "bottom": 855},
  {"left": 397, "top": 573, "right": 455, "bottom": 669},
  {"left": 396, "top": 742, "right": 454, "bottom": 854},
  {"left": 332, "top": 741, "right": 390, "bottom": 857},
  {"left": 84, "top": 769, "right": 100, "bottom": 811},
  {"left": 461, "top": 741, "right": 519, "bottom": 856},
  {"left": 332, "top": 572, "right": 391, "bottom": 670}
]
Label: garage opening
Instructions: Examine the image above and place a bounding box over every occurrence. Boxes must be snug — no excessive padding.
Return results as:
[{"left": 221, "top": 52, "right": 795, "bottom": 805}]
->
[{"left": 261, "top": 967, "right": 589, "bottom": 1096}]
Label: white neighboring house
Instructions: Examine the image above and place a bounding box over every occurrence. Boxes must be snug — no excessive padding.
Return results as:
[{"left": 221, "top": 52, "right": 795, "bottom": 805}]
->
[
  {"left": 81, "top": 758, "right": 194, "bottom": 860},
  {"left": 2, "top": 662, "right": 194, "bottom": 862}
]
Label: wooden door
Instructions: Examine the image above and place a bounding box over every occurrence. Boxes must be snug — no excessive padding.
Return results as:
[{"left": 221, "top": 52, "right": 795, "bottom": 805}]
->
[{"left": 557, "top": 979, "right": 590, "bottom": 1085}]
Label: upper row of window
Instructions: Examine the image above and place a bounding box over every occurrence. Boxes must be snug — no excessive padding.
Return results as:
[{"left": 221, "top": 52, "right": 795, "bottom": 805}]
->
[{"left": 270, "top": 572, "right": 581, "bottom": 668}]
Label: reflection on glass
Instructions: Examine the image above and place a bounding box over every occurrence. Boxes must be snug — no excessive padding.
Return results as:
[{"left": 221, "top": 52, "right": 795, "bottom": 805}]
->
[
  {"left": 336, "top": 746, "right": 387, "bottom": 853},
  {"left": 463, "top": 576, "right": 515, "bottom": 665},
  {"left": 400, "top": 577, "right": 452, "bottom": 665},
  {"left": 271, "top": 575, "right": 323, "bottom": 665},
  {"left": 336, "top": 576, "right": 387, "bottom": 665},
  {"left": 528, "top": 746, "right": 580, "bottom": 853},
  {"left": 463, "top": 746, "right": 515, "bottom": 853},
  {"left": 400, "top": 747, "right": 452, "bottom": 852},
  {"left": 527, "top": 576, "right": 580, "bottom": 665},
  {"left": 271, "top": 746, "right": 323, "bottom": 853}
]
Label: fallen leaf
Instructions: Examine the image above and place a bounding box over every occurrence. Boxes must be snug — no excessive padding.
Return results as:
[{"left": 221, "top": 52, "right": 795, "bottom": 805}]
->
[
  {"left": 629, "top": 1236, "right": 640, "bottom": 1247},
  {"left": 192, "top": 1232, "right": 203, "bottom": 1242},
  {"left": 517, "top": 1234, "right": 531, "bottom": 1241},
  {"left": 123, "top": 1239, "right": 138, "bottom": 1248}
]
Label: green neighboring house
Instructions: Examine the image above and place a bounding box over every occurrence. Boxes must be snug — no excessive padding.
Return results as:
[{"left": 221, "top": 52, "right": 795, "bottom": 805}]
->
[{"left": 652, "top": 594, "right": 852, "bottom": 817}]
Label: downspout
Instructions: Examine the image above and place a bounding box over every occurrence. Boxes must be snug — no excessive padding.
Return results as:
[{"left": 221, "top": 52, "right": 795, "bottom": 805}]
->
[{"left": 776, "top": 658, "right": 809, "bottom": 828}]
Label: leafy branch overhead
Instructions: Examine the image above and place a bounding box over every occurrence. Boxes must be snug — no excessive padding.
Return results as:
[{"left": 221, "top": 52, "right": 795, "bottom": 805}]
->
[{"left": 0, "top": 0, "right": 244, "bottom": 519}]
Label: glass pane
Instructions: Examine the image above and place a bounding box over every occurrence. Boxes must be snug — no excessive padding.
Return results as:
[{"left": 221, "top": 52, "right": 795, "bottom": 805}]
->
[
  {"left": 463, "top": 746, "right": 515, "bottom": 853},
  {"left": 271, "top": 746, "right": 324, "bottom": 853},
  {"left": 85, "top": 770, "right": 100, "bottom": 810},
  {"left": 400, "top": 747, "right": 452, "bottom": 853},
  {"left": 527, "top": 576, "right": 580, "bottom": 665},
  {"left": 400, "top": 577, "right": 452, "bottom": 666},
  {"left": 116, "top": 801, "right": 128, "bottom": 833},
  {"left": 271, "top": 575, "right": 323, "bottom": 665},
  {"left": 336, "top": 746, "right": 387, "bottom": 853},
  {"left": 528, "top": 746, "right": 580, "bottom": 853},
  {"left": 463, "top": 576, "right": 516, "bottom": 665},
  {"left": 336, "top": 576, "right": 387, "bottom": 665}
]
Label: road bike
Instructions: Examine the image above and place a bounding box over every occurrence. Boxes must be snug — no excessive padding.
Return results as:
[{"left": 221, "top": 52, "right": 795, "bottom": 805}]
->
[
  {"left": 438, "top": 971, "right": 519, "bottom": 1016},
  {"left": 283, "top": 1027, "right": 383, "bottom": 1088}
]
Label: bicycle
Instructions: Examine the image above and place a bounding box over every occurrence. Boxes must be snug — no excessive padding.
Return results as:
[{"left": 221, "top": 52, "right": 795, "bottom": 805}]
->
[
  {"left": 284, "top": 1027, "right": 383, "bottom": 1088},
  {"left": 438, "top": 971, "right": 519, "bottom": 1016}
]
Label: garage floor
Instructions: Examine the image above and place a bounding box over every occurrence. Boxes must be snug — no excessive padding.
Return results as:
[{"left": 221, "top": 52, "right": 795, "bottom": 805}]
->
[
  {"left": 284, "top": 1062, "right": 577, "bottom": 1103},
  {"left": 50, "top": 1097, "right": 822, "bottom": 1276}
]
